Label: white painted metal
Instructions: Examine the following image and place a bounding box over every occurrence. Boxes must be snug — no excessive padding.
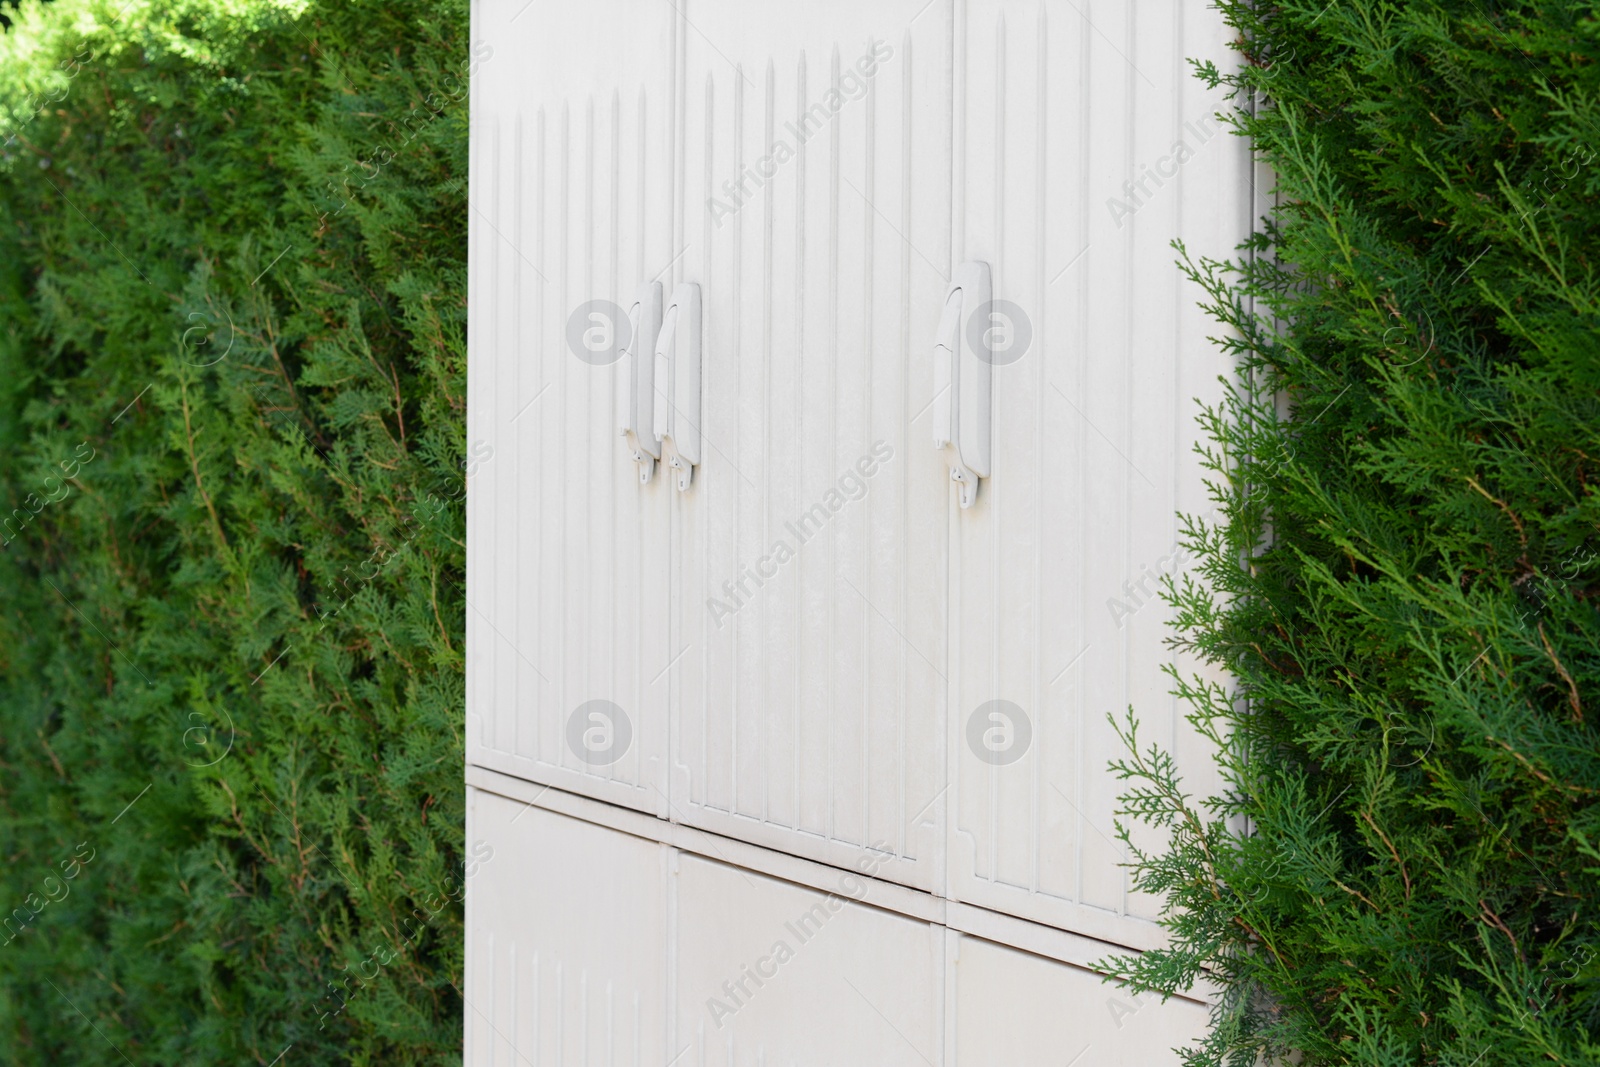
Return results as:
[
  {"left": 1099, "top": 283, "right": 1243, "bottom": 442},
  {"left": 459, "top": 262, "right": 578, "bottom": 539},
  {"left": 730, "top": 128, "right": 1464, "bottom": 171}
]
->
[
  {"left": 465, "top": 786, "right": 1210, "bottom": 1066},
  {"left": 950, "top": 934, "right": 1210, "bottom": 1065},
  {"left": 463, "top": 788, "right": 669, "bottom": 1066},
  {"left": 673, "top": 852, "right": 943, "bottom": 1064},
  {"left": 667, "top": 0, "right": 953, "bottom": 894},
  {"left": 468, "top": 0, "right": 1250, "bottom": 1049},
  {"left": 466, "top": 0, "right": 677, "bottom": 815},
  {"left": 945, "top": 0, "right": 1249, "bottom": 949}
]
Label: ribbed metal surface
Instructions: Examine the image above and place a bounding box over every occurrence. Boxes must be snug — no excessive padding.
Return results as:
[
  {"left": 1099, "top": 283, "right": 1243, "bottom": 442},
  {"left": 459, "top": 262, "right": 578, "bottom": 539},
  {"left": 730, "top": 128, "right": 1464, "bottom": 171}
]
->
[
  {"left": 467, "top": 1, "right": 676, "bottom": 814},
  {"left": 466, "top": 0, "right": 1251, "bottom": 959},
  {"left": 668, "top": 0, "right": 952, "bottom": 894},
  {"left": 945, "top": 0, "right": 1246, "bottom": 946}
]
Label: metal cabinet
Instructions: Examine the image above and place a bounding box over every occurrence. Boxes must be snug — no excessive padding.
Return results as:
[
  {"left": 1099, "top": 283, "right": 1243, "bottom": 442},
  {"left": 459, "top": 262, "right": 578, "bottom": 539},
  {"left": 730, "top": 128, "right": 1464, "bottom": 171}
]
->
[
  {"left": 672, "top": 851, "right": 944, "bottom": 1064},
  {"left": 466, "top": 0, "right": 1252, "bottom": 1039}
]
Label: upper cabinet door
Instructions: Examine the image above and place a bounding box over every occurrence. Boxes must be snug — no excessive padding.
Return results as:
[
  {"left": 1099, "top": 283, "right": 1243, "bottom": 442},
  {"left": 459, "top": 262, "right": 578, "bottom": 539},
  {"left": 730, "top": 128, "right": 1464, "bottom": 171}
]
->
[
  {"left": 945, "top": 0, "right": 1250, "bottom": 948},
  {"left": 466, "top": 0, "right": 678, "bottom": 815},
  {"left": 666, "top": 0, "right": 955, "bottom": 891}
]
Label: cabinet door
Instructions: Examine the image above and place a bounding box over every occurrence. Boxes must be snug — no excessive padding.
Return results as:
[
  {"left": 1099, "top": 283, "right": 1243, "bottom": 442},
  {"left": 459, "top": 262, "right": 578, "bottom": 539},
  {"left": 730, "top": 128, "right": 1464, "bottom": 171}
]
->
[
  {"left": 667, "top": 1, "right": 954, "bottom": 891},
  {"left": 672, "top": 854, "right": 943, "bottom": 1066},
  {"left": 945, "top": 0, "right": 1250, "bottom": 947},
  {"left": 466, "top": 0, "right": 677, "bottom": 814},
  {"left": 463, "top": 789, "right": 670, "bottom": 1067},
  {"left": 951, "top": 934, "right": 1208, "bottom": 1065}
]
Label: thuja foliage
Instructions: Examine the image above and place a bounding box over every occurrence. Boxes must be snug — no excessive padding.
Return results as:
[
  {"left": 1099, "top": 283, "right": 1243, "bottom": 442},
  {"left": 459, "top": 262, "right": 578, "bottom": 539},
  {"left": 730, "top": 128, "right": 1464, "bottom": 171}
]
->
[
  {"left": 1099, "top": 2, "right": 1600, "bottom": 1064},
  {"left": 0, "top": 0, "right": 476, "bottom": 1062}
]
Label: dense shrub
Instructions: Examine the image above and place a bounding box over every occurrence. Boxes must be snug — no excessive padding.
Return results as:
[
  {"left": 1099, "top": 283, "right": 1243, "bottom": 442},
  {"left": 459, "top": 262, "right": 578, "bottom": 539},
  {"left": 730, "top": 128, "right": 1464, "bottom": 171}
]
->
[
  {"left": 0, "top": 0, "right": 471, "bottom": 1062},
  {"left": 1103, "top": 2, "right": 1600, "bottom": 1064},
  {"left": 0, "top": 1, "right": 48, "bottom": 32}
]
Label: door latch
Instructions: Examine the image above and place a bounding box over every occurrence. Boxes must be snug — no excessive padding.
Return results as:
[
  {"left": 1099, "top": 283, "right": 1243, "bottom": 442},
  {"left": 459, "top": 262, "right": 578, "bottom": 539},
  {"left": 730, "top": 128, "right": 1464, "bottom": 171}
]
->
[{"left": 932, "top": 261, "right": 992, "bottom": 508}]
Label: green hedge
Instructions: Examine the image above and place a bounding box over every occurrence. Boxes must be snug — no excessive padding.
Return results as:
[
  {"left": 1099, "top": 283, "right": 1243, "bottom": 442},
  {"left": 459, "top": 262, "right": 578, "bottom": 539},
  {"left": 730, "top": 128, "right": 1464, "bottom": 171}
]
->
[
  {"left": 1104, "top": 2, "right": 1600, "bottom": 1064},
  {"left": 0, "top": 1, "right": 469, "bottom": 1062}
]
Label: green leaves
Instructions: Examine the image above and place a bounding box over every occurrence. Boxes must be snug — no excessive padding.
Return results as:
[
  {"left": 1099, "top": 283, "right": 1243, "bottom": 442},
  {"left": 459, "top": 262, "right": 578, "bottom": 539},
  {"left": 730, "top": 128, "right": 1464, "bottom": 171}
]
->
[
  {"left": 1104, "top": 2, "right": 1600, "bottom": 1064},
  {"left": 0, "top": 0, "right": 468, "bottom": 1062}
]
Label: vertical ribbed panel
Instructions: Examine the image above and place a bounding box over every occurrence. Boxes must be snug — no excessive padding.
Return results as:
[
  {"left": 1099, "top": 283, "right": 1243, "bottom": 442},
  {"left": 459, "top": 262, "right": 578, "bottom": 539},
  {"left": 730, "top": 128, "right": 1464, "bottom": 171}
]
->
[
  {"left": 947, "top": 0, "right": 1245, "bottom": 949},
  {"left": 667, "top": 2, "right": 953, "bottom": 895},
  {"left": 463, "top": 789, "right": 666, "bottom": 1066},
  {"left": 467, "top": 0, "right": 1250, "bottom": 959},
  {"left": 466, "top": 0, "right": 674, "bottom": 815}
]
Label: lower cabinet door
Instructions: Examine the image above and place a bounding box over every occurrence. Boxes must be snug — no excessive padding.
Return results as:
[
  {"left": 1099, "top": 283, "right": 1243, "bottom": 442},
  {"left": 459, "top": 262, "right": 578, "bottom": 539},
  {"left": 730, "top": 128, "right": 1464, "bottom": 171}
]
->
[
  {"left": 672, "top": 853, "right": 944, "bottom": 1065},
  {"left": 463, "top": 789, "right": 670, "bottom": 1066},
  {"left": 951, "top": 935, "right": 1209, "bottom": 1067},
  {"left": 465, "top": 787, "right": 1208, "bottom": 1066}
]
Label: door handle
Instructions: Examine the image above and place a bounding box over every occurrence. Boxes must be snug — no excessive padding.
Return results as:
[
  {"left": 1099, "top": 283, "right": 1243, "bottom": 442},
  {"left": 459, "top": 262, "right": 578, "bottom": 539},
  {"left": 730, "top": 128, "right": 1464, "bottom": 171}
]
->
[
  {"left": 653, "top": 283, "right": 701, "bottom": 492},
  {"left": 618, "top": 281, "right": 663, "bottom": 484},
  {"left": 932, "top": 261, "right": 992, "bottom": 508}
]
